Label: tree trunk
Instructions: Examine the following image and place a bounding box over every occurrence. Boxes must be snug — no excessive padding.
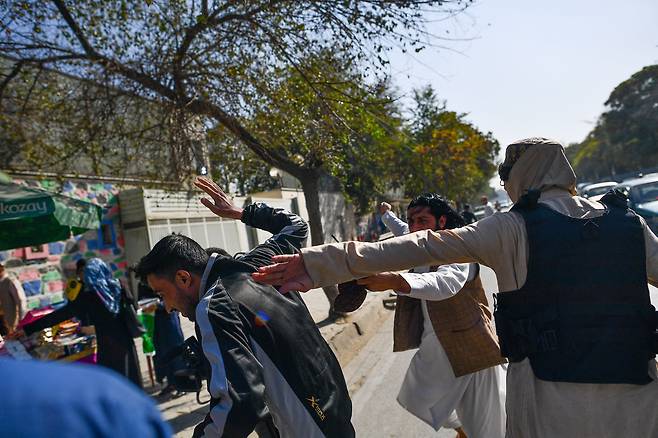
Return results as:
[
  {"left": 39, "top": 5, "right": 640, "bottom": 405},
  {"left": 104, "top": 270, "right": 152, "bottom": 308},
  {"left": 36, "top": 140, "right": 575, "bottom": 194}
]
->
[{"left": 299, "top": 172, "right": 341, "bottom": 317}]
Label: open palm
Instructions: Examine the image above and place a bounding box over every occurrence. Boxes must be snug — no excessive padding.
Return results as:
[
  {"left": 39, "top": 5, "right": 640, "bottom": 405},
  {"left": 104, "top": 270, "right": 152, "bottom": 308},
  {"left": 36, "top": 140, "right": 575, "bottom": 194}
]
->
[{"left": 252, "top": 254, "right": 313, "bottom": 293}]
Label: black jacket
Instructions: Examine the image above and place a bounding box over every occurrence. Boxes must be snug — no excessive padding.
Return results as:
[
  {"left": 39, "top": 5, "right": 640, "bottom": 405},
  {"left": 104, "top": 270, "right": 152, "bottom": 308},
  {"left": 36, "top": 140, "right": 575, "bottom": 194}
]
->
[{"left": 193, "top": 203, "right": 354, "bottom": 438}]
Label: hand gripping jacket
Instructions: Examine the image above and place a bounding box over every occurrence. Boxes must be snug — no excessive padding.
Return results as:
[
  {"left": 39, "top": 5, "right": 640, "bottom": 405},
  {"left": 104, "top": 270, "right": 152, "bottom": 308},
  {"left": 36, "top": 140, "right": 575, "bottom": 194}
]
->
[{"left": 494, "top": 190, "right": 658, "bottom": 385}]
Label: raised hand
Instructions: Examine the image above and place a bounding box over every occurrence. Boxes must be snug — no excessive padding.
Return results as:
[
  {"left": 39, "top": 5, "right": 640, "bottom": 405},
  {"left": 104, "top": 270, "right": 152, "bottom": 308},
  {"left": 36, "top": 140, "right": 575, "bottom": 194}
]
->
[
  {"left": 356, "top": 272, "right": 410, "bottom": 293},
  {"left": 252, "top": 254, "right": 313, "bottom": 293},
  {"left": 194, "top": 176, "right": 243, "bottom": 220}
]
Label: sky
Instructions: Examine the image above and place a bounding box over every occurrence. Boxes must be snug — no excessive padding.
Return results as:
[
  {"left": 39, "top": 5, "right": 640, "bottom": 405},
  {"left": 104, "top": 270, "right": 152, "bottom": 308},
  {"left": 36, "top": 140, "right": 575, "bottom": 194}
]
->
[{"left": 387, "top": 0, "right": 658, "bottom": 156}]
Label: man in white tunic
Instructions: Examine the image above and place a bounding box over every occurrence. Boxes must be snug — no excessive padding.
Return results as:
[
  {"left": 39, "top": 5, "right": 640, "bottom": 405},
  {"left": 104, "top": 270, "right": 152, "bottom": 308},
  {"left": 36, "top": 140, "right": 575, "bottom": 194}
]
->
[
  {"left": 358, "top": 196, "right": 505, "bottom": 438},
  {"left": 254, "top": 138, "right": 658, "bottom": 438}
]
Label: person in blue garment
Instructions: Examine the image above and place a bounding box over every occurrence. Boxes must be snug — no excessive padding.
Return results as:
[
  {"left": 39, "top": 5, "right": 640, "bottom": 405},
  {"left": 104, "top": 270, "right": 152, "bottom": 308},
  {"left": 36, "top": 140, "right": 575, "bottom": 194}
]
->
[
  {"left": 23, "top": 258, "right": 142, "bottom": 386},
  {"left": 0, "top": 358, "right": 171, "bottom": 437}
]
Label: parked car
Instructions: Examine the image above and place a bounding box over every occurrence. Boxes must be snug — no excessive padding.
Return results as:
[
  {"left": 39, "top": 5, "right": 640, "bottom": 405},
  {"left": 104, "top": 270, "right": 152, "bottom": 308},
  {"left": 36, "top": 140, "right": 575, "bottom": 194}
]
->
[
  {"left": 579, "top": 181, "right": 618, "bottom": 198},
  {"left": 614, "top": 174, "right": 658, "bottom": 233},
  {"left": 577, "top": 182, "right": 593, "bottom": 192},
  {"left": 473, "top": 205, "right": 487, "bottom": 220}
]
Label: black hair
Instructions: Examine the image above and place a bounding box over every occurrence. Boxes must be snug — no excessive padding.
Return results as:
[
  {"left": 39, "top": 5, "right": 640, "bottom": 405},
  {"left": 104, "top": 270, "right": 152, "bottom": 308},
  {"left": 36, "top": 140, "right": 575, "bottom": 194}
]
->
[
  {"left": 134, "top": 233, "right": 209, "bottom": 282},
  {"left": 205, "top": 247, "right": 231, "bottom": 258},
  {"left": 407, "top": 193, "right": 465, "bottom": 230},
  {"left": 76, "top": 259, "right": 87, "bottom": 271},
  {"left": 498, "top": 162, "right": 513, "bottom": 182},
  {"left": 463, "top": 204, "right": 471, "bottom": 210}
]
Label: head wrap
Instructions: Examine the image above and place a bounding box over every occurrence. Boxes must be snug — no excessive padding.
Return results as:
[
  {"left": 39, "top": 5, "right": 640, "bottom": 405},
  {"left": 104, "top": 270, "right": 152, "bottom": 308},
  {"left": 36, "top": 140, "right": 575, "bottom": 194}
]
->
[
  {"left": 83, "top": 258, "right": 122, "bottom": 315},
  {"left": 499, "top": 137, "right": 577, "bottom": 203}
]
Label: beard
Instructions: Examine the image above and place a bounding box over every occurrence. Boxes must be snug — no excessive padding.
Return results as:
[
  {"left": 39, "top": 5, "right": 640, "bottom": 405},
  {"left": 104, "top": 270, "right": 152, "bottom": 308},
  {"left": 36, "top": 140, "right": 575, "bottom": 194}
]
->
[{"left": 176, "top": 285, "right": 198, "bottom": 321}]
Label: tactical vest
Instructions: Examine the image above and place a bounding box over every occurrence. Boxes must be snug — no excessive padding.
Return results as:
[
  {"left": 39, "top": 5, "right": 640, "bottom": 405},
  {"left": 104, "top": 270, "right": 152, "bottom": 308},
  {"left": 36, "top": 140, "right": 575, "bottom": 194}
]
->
[
  {"left": 394, "top": 264, "right": 506, "bottom": 377},
  {"left": 494, "top": 190, "right": 658, "bottom": 385}
]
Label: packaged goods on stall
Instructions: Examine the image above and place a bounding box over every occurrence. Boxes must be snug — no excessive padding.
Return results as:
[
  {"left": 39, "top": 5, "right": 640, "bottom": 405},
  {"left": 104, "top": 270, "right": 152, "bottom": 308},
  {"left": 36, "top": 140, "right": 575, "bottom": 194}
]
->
[{"left": 0, "top": 315, "right": 97, "bottom": 363}]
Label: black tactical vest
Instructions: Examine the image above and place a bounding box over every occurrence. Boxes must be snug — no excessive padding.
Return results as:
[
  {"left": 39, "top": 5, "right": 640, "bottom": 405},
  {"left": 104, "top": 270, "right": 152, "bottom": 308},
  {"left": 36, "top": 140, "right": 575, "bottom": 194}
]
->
[{"left": 494, "top": 190, "right": 658, "bottom": 384}]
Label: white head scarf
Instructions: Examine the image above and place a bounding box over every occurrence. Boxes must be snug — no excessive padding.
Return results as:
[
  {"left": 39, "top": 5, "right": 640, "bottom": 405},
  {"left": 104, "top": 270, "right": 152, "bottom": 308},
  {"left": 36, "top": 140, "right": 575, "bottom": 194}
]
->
[{"left": 501, "top": 137, "right": 577, "bottom": 203}]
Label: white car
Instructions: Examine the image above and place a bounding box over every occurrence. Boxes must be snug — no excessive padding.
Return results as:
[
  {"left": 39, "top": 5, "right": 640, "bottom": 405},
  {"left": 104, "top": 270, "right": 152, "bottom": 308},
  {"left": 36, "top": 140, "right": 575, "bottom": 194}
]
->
[{"left": 579, "top": 181, "right": 618, "bottom": 198}]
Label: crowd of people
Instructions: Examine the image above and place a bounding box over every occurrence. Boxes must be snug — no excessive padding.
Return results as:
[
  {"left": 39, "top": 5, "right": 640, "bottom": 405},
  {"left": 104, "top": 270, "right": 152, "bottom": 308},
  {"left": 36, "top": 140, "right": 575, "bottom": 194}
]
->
[{"left": 3, "top": 137, "right": 658, "bottom": 438}]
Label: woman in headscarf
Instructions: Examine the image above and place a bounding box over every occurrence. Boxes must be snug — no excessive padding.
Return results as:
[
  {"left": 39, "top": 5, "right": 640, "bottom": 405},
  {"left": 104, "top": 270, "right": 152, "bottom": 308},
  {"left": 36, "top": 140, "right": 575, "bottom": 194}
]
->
[
  {"left": 24, "top": 258, "right": 142, "bottom": 387},
  {"left": 255, "top": 138, "right": 658, "bottom": 438}
]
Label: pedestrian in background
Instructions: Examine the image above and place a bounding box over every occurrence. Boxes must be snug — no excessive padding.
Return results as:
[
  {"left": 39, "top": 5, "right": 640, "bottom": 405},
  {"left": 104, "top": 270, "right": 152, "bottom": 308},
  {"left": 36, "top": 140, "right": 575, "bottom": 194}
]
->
[
  {"left": 24, "top": 258, "right": 142, "bottom": 387},
  {"left": 0, "top": 261, "right": 27, "bottom": 336},
  {"left": 480, "top": 196, "right": 494, "bottom": 218},
  {"left": 461, "top": 204, "right": 477, "bottom": 224}
]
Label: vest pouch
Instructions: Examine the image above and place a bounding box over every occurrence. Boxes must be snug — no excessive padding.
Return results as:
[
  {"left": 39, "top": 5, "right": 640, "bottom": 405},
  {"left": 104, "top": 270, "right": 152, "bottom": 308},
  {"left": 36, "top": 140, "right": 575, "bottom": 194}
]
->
[
  {"left": 494, "top": 289, "right": 558, "bottom": 362},
  {"left": 392, "top": 295, "right": 423, "bottom": 352},
  {"left": 528, "top": 303, "right": 654, "bottom": 384}
]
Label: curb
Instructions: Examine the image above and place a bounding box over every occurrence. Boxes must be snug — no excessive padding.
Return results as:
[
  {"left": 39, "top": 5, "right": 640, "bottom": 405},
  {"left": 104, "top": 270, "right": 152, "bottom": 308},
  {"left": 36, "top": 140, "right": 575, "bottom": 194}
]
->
[{"left": 320, "top": 294, "right": 394, "bottom": 366}]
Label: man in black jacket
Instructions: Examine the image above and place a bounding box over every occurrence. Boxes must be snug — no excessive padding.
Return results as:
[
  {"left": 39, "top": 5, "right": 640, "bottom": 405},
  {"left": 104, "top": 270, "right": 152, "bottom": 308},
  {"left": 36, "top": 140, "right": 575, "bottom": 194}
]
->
[{"left": 135, "top": 177, "right": 354, "bottom": 438}]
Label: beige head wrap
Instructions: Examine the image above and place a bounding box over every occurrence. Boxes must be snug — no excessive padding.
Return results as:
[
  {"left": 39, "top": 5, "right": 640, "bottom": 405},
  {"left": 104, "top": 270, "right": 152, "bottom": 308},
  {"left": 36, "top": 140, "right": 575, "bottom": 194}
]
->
[{"left": 500, "top": 137, "right": 577, "bottom": 203}]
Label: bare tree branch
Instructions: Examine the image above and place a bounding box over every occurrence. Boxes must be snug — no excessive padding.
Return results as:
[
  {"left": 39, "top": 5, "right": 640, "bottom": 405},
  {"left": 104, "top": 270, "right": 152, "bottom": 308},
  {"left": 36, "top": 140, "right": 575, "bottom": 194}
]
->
[
  {"left": 0, "top": 60, "right": 23, "bottom": 100},
  {"left": 51, "top": 0, "right": 177, "bottom": 101}
]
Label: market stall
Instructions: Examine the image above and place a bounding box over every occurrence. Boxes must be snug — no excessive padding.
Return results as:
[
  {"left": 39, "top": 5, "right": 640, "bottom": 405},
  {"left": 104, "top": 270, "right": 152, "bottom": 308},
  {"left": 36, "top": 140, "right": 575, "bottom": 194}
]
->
[
  {"left": 0, "top": 309, "right": 97, "bottom": 363},
  {"left": 0, "top": 173, "right": 102, "bottom": 364}
]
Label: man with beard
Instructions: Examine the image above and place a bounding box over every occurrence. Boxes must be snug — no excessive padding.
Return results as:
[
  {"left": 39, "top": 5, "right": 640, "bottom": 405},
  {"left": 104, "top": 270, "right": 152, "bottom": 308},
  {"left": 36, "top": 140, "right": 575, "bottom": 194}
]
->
[
  {"left": 354, "top": 196, "right": 505, "bottom": 438},
  {"left": 254, "top": 138, "right": 658, "bottom": 438}
]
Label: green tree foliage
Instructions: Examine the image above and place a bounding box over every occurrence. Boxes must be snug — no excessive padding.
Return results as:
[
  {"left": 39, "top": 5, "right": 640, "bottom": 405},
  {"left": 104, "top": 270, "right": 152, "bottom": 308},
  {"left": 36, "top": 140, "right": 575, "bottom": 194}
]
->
[
  {"left": 207, "top": 127, "right": 278, "bottom": 197},
  {"left": 235, "top": 53, "right": 404, "bottom": 215},
  {"left": 0, "top": 0, "right": 471, "bottom": 237},
  {"left": 399, "top": 86, "right": 500, "bottom": 202},
  {"left": 568, "top": 65, "right": 658, "bottom": 181}
]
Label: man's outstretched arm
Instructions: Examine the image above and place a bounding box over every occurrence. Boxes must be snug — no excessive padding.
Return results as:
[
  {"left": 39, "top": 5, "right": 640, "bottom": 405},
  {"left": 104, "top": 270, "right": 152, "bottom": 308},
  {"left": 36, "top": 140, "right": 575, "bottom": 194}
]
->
[
  {"left": 379, "top": 202, "right": 409, "bottom": 236},
  {"left": 252, "top": 224, "right": 488, "bottom": 293}
]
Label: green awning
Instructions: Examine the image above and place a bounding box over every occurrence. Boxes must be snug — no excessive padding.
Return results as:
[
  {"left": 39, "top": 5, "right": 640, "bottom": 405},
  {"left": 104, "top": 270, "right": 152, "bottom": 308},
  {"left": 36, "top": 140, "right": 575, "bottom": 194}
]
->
[{"left": 0, "top": 179, "right": 102, "bottom": 250}]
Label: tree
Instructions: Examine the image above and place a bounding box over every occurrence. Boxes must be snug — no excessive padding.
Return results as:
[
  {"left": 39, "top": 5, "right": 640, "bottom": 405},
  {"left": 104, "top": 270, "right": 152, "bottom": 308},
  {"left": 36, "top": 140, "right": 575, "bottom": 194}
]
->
[
  {"left": 203, "top": 53, "right": 405, "bottom": 312},
  {"left": 1, "top": 0, "right": 471, "bottom": 311},
  {"left": 236, "top": 53, "right": 405, "bottom": 216},
  {"left": 568, "top": 64, "right": 658, "bottom": 181},
  {"left": 398, "top": 86, "right": 500, "bottom": 202},
  {"left": 207, "top": 128, "right": 278, "bottom": 197}
]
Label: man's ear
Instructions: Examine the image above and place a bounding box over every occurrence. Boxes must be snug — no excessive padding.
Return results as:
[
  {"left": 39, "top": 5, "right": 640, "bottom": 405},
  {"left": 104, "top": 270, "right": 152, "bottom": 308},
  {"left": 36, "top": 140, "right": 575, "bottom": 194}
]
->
[
  {"left": 174, "top": 270, "right": 192, "bottom": 288},
  {"left": 438, "top": 215, "right": 448, "bottom": 230}
]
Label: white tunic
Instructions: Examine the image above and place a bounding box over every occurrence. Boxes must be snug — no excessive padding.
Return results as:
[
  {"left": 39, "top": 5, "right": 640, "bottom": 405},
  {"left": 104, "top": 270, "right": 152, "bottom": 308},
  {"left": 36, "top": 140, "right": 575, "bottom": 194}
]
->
[{"left": 382, "top": 212, "right": 506, "bottom": 438}]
